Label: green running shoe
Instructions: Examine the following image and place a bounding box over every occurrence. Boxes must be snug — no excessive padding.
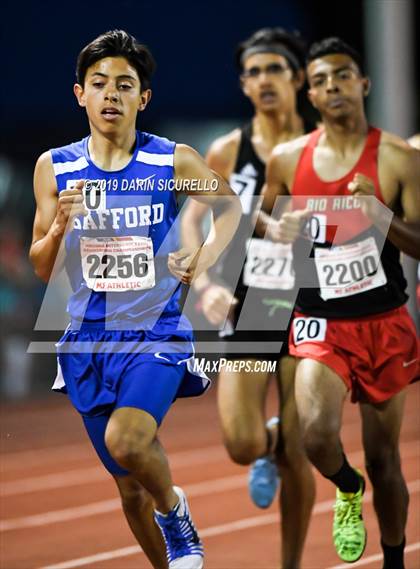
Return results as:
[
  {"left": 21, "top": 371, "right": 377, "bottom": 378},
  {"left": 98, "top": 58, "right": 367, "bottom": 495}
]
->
[{"left": 333, "top": 471, "right": 367, "bottom": 563}]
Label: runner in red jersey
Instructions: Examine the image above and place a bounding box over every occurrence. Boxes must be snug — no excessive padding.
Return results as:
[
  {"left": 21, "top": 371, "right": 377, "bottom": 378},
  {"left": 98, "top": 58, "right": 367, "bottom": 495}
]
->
[{"left": 256, "top": 37, "right": 419, "bottom": 568}]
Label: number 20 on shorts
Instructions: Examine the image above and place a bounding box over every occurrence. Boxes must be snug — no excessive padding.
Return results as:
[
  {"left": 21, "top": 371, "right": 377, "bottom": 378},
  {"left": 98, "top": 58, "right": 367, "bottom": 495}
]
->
[{"left": 293, "top": 317, "right": 327, "bottom": 344}]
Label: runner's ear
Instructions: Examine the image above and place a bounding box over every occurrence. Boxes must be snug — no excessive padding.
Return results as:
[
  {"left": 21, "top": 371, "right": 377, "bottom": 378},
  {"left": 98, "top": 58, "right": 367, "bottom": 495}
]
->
[
  {"left": 307, "top": 87, "right": 317, "bottom": 109},
  {"left": 362, "top": 78, "right": 371, "bottom": 97},
  {"left": 240, "top": 77, "right": 251, "bottom": 98},
  {"left": 74, "top": 83, "right": 86, "bottom": 107},
  {"left": 139, "top": 89, "right": 152, "bottom": 111},
  {"left": 293, "top": 69, "right": 306, "bottom": 91}
]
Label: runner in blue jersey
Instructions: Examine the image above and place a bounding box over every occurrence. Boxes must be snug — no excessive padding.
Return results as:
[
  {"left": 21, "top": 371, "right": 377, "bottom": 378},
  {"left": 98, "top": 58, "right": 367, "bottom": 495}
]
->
[{"left": 30, "top": 30, "right": 241, "bottom": 569}]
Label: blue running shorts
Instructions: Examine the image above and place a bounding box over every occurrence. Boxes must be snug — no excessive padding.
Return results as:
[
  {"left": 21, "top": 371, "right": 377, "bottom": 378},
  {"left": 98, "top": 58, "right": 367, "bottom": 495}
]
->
[{"left": 53, "top": 322, "right": 210, "bottom": 475}]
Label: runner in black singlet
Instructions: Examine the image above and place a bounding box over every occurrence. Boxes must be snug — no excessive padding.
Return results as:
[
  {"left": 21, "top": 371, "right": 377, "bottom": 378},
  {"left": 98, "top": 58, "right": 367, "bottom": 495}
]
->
[{"left": 182, "top": 28, "right": 315, "bottom": 569}]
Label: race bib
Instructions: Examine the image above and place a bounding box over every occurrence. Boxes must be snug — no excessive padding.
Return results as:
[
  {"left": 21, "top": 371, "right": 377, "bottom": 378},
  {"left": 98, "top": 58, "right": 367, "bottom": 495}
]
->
[
  {"left": 66, "top": 179, "right": 106, "bottom": 211},
  {"left": 80, "top": 236, "right": 155, "bottom": 292},
  {"left": 83, "top": 179, "right": 107, "bottom": 211},
  {"left": 293, "top": 317, "right": 327, "bottom": 344},
  {"left": 315, "top": 236, "right": 387, "bottom": 301},
  {"left": 304, "top": 214, "right": 327, "bottom": 244},
  {"left": 229, "top": 168, "right": 257, "bottom": 215},
  {"left": 243, "top": 238, "right": 295, "bottom": 290}
]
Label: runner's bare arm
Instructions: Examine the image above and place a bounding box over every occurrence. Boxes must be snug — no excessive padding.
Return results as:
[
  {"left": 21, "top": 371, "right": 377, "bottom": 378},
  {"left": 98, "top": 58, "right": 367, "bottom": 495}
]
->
[
  {"left": 29, "top": 152, "right": 86, "bottom": 282},
  {"left": 349, "top": 142, "right": 420, "bottom": 260},
  {"left": 255, "top": 143, "right": 309, "bottom": 243},
  {"left": 169, "top": 144, "right": 242, "bottom": 284},
  {"left": 180, "top": 132, "right": 239, "bottom": 290},
  {"left": 383, "top": 144, "right": 420, "bottom": 260}
]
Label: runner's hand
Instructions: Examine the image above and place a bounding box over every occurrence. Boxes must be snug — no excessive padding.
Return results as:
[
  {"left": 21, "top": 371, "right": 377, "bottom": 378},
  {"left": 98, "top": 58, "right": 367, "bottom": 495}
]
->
[
  {"left": 53, "top": 180, "right": 87, "bottom": 236},
  {"left": 168, "top": 245, "right": 216, "bottom": 285},
  {"left": 200, "top": 284, "right": 238, "bottom": 326},
  {"left": 267, "top": 209, "right": 310, "bottom": 243},
  {"left": 348, "top": 173, "right": 380, "bottom": 220}
]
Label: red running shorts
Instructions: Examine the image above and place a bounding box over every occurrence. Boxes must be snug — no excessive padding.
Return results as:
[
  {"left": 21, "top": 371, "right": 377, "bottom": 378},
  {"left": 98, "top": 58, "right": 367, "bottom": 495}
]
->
[{"left": 289, "top": 305, "right": 419, "bottom": 403}]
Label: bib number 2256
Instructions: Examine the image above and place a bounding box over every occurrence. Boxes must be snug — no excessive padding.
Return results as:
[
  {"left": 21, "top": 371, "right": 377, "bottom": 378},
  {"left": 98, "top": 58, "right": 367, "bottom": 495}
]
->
[
  {"left": 86, "top": 253, "right": 149, "bottom": 280},
  {"left": 80, "top": 236, "right": 155, "bottom": 292}
]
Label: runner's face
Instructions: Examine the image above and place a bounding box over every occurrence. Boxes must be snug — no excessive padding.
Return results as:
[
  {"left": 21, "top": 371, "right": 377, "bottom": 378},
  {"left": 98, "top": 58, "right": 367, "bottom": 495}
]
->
[
  {"left": 74, "top": 57, "right": 151, "bottom": 134},
  {"left": 307, "top": 54, "right": 368, "bottom": 119},
  {"left": 241, "top": 53, "right": 299, "bottom": 113}
]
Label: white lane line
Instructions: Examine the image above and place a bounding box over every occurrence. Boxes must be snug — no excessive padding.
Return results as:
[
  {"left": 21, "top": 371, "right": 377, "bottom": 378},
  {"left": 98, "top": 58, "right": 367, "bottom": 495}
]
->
[
  {"left": 0, "top": 474, "right": 247, "bottom": 531},
  {"left": 1, "top": 499, "right": 121, "bottom": 531},
  {"left": 39, "top": 513, "right": 282, "bottom": 569},
  {"left": 327, "top": 541, "right": 420, "bottom": 568},
  {"left": 40, "top": 546, "right": 141, "bottom": 569},
  {"left": 2, "top": 445, "right": 419, "bottom": 531},
  {"left": 1, "top": 445, "right": 228, "bottom": 496},
  {"left": 40, "top": 545, "right": 142, "bottom": 569},
  {"left": 1, "top": 442, "right": 227, "bottom": 472},
  {"left": 2, "top": 439, "right": 418, "bottom": 497},
  {"left": 0, "top": 443, "right": 94, "bottom": 471},
  {"left": 0, "top": 467, "right": 107, "bottom": 497},
  {"left": 38, "top": 484, "right": 420, "bottom": 569},
  {"left": 4, "top": 414, "right": 402, "bottom": 472}
]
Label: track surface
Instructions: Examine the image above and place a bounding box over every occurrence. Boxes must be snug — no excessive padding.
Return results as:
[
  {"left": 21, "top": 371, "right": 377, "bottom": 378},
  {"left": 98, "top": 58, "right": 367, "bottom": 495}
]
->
[{"left": 1, "top": 382, "right": 419, "bottom": 569}]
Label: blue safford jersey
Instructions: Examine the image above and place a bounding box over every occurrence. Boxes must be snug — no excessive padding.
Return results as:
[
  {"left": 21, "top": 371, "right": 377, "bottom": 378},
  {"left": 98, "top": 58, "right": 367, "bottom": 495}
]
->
[{"left": 51, "top": 131, "right": 187, "bottom": 329}]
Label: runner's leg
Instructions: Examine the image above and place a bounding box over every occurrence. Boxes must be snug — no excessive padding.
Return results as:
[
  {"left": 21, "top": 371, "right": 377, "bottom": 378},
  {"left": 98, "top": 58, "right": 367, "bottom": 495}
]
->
[
  {"left": 114, "top": 475, "right": 168, "bottom": 569},
  {"left": 82, "top": 414, "right": 168, "bottom": 568},
  {"left": 360, "top": 391, "right": 408, "bottom": 549},
  {"left": 276, "top": 355, "right": 315, "bottom": 569},
  {"left": 217, "top": 364, "right": 270, "bottom": 465},
  {"left": 294, "top": 358, "right": 347, "bottom": 476},
  {"left": 105, "top": 408, "right": 178, "bottom": 513}
]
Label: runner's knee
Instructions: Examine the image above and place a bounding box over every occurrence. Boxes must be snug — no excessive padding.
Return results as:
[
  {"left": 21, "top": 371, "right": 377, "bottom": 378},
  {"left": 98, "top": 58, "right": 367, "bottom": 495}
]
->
[
  {"left": 105, "top": 422, "right": 154, "bottom": 469},
  {"left": 302, "top": 421, "right": 340, "bottom": 463},
  {"left": 365, "top": 445, "right": 401, "bottom": 481},
  {"left": 224, "top": 435, "right": 266, "bottom": 465}
]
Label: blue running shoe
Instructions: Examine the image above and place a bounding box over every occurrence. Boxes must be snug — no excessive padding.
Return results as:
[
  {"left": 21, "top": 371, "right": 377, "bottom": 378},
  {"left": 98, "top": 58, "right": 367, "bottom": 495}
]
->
[
  {"left": 248, "top": 456, "right": 280, "bottom": 508},
  {"left": 248, "top": 417, "right": 280, "bottom": 508},
  {"left": 154, "top": 486, "right": 204, "bottom": 568}
]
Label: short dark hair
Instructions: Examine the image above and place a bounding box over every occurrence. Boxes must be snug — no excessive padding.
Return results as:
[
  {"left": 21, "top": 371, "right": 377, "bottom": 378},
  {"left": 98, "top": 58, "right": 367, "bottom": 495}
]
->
[
  {"left": 235, "top": 27, "right": 306, "bottom": 76},
  {"left": 306, "top": 37, "right": 364, "bottom": 75},
  {"left": 76, "top": 30, "right": 156, "bottom": 90}
]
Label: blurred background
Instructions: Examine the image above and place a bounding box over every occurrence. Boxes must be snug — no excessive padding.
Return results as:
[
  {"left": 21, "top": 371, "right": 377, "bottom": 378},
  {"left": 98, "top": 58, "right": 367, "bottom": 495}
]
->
[{"left": 0, "top": 0, "right": 418, "bottom": 400}]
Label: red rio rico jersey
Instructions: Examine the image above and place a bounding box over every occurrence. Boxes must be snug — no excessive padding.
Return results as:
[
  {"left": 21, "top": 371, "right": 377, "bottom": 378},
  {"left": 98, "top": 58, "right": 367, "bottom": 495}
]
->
[{"left": 291, "top": 127, "right": 408, "bottom": 318}]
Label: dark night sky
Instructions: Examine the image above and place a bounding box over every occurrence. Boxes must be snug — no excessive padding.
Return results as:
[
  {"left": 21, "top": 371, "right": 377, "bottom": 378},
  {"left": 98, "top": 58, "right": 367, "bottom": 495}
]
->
[{"left": 2, "top": 0, "right": 372, "bottom": 160}]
